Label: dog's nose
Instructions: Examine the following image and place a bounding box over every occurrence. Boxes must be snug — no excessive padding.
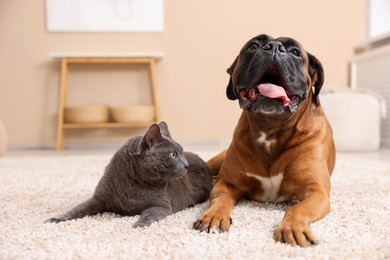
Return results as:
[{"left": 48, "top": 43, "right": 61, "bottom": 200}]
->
[{"left": 263, "top": 41, "right": 286, "bottom": 55}]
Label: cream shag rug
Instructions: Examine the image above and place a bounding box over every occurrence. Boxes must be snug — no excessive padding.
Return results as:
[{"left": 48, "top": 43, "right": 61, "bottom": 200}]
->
[{"left": 0, "top": 153, "right": 389, "bottom": 259}]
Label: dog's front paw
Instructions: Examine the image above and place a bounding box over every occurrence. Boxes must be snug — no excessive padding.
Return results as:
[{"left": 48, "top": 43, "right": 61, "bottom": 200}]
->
[
  {"left": 193, "top": 208, "right": 232, "bottom": 233},
  {"left": 274, "top": 219, "right": 317, "bottom": 247}
]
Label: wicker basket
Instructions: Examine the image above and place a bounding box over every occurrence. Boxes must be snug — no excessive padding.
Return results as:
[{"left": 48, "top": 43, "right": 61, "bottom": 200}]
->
[
  {"left": 64, "top": 105, "right": 109, "bottom": 123},
  {"left": 110, "top": 105, "right": 155, "bottom": 123}
]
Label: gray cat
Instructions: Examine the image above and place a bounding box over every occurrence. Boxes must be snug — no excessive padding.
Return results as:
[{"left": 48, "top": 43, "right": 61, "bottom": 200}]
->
[{"left": 46, "top": 121, "right": 212, "bottom": 228}]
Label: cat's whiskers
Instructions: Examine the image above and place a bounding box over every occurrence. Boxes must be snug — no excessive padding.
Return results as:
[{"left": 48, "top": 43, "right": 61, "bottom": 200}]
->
[{"left": 155, "top": 174, "right": 172, "bottom": 189}]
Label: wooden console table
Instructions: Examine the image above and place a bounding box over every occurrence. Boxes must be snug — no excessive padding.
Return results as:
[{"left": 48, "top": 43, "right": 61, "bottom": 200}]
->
[{"left": 51, "top": 52, "right": 163, "bottom": 151}]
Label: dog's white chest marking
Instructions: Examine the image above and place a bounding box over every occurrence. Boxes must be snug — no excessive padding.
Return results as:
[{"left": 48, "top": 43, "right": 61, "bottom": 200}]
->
[
  {"left": 257, "top": 131, "right": 276, "bottom": 152},
  {"left": 246, "top": 172, "right": 284, "bottom": 202}
]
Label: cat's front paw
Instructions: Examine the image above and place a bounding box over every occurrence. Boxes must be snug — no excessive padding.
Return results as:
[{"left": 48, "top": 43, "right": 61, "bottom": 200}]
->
[
  {"left": 132, "top": 220, "right": 151, "bottom": 229},
  {"left": 45, "top": 217, "right": 64, "bottom": 223},
  {"left": 133, "top": 206, "right": 171, "bottom": 228}
]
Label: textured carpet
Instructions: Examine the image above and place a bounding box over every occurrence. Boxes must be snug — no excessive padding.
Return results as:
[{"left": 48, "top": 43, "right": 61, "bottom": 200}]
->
[{"left": 0, "top": 153, "right": 389, "bottom": 259}]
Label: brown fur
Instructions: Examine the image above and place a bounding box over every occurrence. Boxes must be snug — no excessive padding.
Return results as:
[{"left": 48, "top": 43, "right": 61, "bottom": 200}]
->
[{"left": 193, "top": 34, "right": 335, "bottom": 247}]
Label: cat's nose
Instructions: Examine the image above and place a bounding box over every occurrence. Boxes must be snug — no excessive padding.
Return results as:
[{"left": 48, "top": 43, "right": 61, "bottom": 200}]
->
[
  {"left": 183, "top": 159, "right": 189, "bottom": 170},
  {"left": 184, "top": 162, "right": 189, "bottom": 170}
]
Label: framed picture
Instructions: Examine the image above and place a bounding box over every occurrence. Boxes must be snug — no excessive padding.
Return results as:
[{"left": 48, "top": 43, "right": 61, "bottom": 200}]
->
[{"left": 46, "top": 0, "right": 164, "bottom": 32}]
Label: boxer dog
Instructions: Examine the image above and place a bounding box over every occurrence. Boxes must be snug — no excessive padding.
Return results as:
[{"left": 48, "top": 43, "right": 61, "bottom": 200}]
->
[{"left": 193, "top": 34, "right": 335, "bottom": 247}]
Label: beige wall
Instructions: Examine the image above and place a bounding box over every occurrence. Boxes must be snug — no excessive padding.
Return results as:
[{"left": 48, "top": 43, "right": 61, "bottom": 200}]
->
[{"left": 0, "top": 0, "right": 365, "bottom": 148}]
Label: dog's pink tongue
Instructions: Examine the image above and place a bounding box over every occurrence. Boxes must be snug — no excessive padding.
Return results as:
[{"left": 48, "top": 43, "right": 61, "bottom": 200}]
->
[{"left": 258, "top": 83, "right": 290, "bottom": 106}]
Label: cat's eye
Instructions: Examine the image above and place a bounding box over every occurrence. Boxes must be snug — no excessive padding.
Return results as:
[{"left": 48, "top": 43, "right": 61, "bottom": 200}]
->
[{"left": 170, "top": 152, "right": 177, "bottom": 158}]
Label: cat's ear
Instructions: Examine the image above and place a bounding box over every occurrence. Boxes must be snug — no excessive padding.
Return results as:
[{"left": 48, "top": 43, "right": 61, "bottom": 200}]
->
[
  {"left": 158, "top": 121, "right": 171, "bottom": 138},
  {"left": 143, "top": 124, "right": 164, "bottom": 148}
]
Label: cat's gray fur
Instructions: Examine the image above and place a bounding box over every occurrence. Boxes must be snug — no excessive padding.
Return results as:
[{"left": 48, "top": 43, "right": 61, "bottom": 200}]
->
[{"left": 46, "top": 121, "right": 212, "bottom": 228}]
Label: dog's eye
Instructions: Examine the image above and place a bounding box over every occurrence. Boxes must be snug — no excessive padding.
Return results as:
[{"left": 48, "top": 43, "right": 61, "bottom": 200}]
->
[
  {"left": 290, "top": 48, "right": 300, "bottom": 57},
  {"left": 248, "top": 42, "right": 260, "bottom": 51}
]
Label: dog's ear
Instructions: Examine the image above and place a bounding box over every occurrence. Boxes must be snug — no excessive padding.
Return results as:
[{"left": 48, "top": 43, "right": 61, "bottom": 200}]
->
[
  {"left": 307, "top": 52, "right": 324, "bottom": 105},
  {"left": 226, "top": 57, "right": 238, "bottom": 100}
]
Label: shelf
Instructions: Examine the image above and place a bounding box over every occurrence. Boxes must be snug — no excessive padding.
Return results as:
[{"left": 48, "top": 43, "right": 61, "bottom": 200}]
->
[
  {"left": 50, "top": 52, "right": 164, "bottom": 59},
  {"left": 63, "top": 121, "right": 155, "bottom": 129},
  {"left": 53, "top": 54, "right": 161, "bottom": 150}
]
